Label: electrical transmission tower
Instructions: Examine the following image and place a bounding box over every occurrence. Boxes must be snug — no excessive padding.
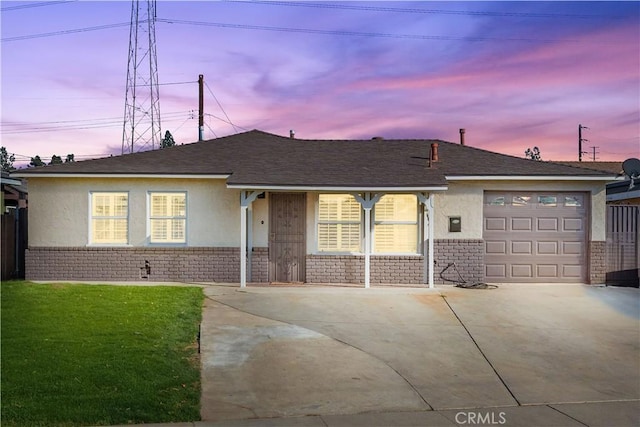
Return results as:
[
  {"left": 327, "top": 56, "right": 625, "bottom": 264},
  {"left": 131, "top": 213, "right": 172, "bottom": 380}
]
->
[{"left": 122, "top": 0, "right": 161, "bottom": 154}]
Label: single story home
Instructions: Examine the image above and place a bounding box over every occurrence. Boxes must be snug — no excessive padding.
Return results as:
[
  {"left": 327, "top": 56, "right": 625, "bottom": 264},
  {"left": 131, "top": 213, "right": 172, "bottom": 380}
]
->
[{"left": 14, "top": 129, "right": 618, "bottom": 287}]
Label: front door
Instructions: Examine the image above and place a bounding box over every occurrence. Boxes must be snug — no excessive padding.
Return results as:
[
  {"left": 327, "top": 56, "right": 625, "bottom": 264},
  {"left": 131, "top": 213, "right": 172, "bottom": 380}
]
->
[{"left": 269, "top": 193, "right": 306, "bottom": 283}]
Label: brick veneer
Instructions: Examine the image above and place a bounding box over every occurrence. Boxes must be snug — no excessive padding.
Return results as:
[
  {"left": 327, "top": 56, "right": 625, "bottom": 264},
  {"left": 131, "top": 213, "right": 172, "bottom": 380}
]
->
[
  {"left": 307, "top": 239, "right": 485, "bottom": 285},
  {"left": 589, "top": 241, "right": 606, "bottom": 284},
  {"left": 26, "top": 247, "right": 241, "bottom": 282},
  {"left": 26, "top": 240, "right": 485, "bottom": 285}
]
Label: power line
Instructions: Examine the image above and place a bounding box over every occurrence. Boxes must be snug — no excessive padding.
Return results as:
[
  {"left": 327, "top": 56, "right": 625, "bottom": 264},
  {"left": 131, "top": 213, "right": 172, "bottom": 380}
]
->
[
  {"left": 1, "top": 22, "right": 131, "bottom": 42},
  {"left": 229, "top": 0, "right": 620, "bottom": 19},
  {"left": 1, "top": 0, "right": 77, "bottom": 12},
  {"left": 156, "top": 18, "right": 610, "bottom": 44},
  {"left": 203, "top": 81, "right": 239, "bottom": 132}
]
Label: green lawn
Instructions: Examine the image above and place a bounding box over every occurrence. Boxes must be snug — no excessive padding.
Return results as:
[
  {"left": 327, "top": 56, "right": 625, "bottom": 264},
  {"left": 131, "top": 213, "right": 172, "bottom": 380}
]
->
[{"left": 1, "top": 281, "right": 204, "bottom": 426}]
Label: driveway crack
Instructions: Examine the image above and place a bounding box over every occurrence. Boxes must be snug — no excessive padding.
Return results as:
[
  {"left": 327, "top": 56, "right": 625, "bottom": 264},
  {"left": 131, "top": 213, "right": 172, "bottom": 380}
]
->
[{"left": 441, "top": 295, "right": 521, "bottom": 406}]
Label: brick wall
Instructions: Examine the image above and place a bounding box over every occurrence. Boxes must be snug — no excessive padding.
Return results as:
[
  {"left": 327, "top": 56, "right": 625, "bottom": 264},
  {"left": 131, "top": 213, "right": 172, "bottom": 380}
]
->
[
  {"left": 307, "top": 239, "right": 485, "bottom": 285},
  {"left": 434, "top": 239, "right": 485, "bottom": 285},
  {"left": 25, "top": 240, "right": 486, "bottom": 285},
  {"left": 589, "top": 241, "right": 606, "bottom": 284},
  {"left": 25, "top": 247, "right": 241, "bottom": 282}
]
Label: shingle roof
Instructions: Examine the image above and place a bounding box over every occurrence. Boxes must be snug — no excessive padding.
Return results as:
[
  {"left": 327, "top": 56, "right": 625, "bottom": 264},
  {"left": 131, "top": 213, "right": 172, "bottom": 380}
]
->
[
  {"left": 553, "top": 161, "right": 623, "bottom": 175},
  {"left": 14, "top": 130, "right": 615, "bottom": 188}
]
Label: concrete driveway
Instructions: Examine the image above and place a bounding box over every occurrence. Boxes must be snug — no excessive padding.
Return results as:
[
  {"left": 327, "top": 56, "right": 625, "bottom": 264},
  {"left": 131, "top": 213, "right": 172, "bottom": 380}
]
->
[{"left": 199, "top": 284, "right": 640, "bottom": 426}]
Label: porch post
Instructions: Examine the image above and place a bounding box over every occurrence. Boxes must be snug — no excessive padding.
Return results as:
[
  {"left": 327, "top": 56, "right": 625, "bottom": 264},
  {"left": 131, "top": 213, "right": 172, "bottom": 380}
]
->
[
  {"left": 240, "top": 191, "right": 261, "bottom": 288},
  {"left": 427, "top": 193, "right": 435, "bottom": 288},
  {"left": 417, "top": 193, "right": 435, "bottom": 289},
  {"left": 353, "top": 192, "right": 382, "bottom": 288}
]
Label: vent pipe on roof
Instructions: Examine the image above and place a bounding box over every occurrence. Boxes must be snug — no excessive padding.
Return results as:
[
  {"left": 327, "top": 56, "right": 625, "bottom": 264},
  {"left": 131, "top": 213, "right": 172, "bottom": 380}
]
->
[
  {"left": 290, "top": 129, "right": 295, "bottom": 139},
  {"left": 459, "top": 128, "right": 466, "bottom": 145},
  {"left": 430, "top": 142, "right": 439, "bottom": 165}
]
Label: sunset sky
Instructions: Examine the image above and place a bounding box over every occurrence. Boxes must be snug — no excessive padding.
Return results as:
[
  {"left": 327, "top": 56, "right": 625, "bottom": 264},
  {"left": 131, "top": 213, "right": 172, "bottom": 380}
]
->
[{"left": 1, "top": 1, "right": 638, "bottom": 166}]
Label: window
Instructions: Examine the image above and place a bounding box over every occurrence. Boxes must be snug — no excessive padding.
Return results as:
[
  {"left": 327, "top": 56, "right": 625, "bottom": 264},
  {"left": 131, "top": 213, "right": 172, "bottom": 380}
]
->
[
  {"left": 149, "top": 192, "right": 187, "bottom": 244},
  {"left": 318, "top": 194, "right": 361, "bottom": 252},
  {"left": 91, "top": 192, "right": 128, "bottom": 244},
  {"left": 374, "top": 194, "right": 418, "bottom": 253},
  {"left": 564, "top": 195, "right": 583, "bottom": 207},
  {"left": 512, "top": 196, "right": 531, "bottom": 206},
  {"left": 538, "top": 195, "right": 557, "bottom": 207}
]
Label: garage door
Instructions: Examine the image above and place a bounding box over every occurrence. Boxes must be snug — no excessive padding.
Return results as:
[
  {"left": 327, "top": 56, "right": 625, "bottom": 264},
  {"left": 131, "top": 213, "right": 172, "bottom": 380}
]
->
[{"left": 484, "top": 192, "right": 588, "bottom": 283}]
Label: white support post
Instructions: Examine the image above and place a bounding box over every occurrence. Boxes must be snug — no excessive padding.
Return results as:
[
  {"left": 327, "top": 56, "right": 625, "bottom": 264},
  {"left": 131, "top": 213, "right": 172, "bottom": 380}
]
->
[
  {"left": 427, "top": 193, "right": 435, "bottom": 288},
  {"left": 364, "top": 205, "right": 371, "bottom": 288},
  {"left": 240, "top": 191, "right": 262, "bottom": 288},
  {"left": 240, "top": 205, "right": 248, "bottom": 287},
  {"left": 353, "top": 192, "right": 382, "bottom": 289},
  {"left": 417, "top": 192, "right": 435, "bottom": 289}
]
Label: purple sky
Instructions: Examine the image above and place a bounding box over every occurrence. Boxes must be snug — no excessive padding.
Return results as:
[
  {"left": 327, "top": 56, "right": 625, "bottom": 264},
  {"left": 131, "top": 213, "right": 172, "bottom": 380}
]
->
[{"left": 1, "top": 1, "right": 639, "bottom": 166}]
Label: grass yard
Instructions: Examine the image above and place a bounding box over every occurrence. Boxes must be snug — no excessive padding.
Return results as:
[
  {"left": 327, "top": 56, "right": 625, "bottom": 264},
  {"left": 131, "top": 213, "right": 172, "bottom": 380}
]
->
[{"left": 1, "top": 281, "right": 204, "bottom": 426}]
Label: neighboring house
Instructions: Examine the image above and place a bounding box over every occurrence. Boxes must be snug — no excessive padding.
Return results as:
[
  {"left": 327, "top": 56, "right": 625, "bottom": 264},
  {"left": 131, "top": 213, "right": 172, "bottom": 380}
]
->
[
  {"left": 14, "top": 130, "right": 617, "bottom": 286},
  {"left": 556, "top": 161, "right": 639, "bottom": 204}
]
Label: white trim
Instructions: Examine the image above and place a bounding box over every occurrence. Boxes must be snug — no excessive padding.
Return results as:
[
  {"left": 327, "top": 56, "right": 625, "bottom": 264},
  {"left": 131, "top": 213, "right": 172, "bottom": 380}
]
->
[
  {"left": 12, "top": 173, "right": 230, "bottom": 179},
  {"left": 446, "top": 175, "right": 618, "bottom": 181},
  {"left": 229, "top": 184, "right": 448, "bottom": 192}
]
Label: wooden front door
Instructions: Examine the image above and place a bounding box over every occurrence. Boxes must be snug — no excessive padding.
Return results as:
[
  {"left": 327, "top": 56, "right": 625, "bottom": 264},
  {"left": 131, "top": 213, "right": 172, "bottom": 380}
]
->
[{"left": 269, "top": 193, "right": 306, "bottom": 283}]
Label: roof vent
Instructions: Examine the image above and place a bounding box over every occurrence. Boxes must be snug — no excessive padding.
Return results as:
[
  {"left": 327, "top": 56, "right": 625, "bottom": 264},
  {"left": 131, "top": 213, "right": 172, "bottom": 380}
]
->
[
  {"left": 289, "top": 129, "right": 295, "bottom": 139},
  {"left": 459, "top": 128, "right": 466, "bottom": 145},
  {"left": 371, "top": 136, "right": 384, "bottom": 140}
]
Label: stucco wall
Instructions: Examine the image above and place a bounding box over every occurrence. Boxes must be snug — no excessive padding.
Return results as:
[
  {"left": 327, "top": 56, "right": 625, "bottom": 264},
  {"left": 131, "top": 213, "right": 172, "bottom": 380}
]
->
[{"left": 27, "top": 177, "right": 243, "bottom": 247}]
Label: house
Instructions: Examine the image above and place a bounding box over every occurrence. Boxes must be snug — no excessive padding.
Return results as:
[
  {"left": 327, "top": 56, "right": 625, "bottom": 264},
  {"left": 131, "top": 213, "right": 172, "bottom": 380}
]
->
[{"left": 13, "top": 129, "right": 617, "bottom": 286}]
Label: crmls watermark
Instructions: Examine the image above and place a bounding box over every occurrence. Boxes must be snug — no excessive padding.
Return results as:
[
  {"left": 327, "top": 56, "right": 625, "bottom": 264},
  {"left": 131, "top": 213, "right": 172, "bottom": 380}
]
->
[{"left": 455, "top": 411, "right": 507, "bottom": 425}]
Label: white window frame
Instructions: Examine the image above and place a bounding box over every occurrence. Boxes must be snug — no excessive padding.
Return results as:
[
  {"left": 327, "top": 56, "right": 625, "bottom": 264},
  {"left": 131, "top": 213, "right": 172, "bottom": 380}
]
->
[
  {"left": 147, "top": 191, "right": 188, "bottom": 245},
  {"left": 88, "top": 191, "right": 130, "bottom": 246},
  {"left": 372, "top": 194, "right": 420, "bottom": 255},
  {"left": 316, "top": 193, "right": 363, "bottom": 253}
]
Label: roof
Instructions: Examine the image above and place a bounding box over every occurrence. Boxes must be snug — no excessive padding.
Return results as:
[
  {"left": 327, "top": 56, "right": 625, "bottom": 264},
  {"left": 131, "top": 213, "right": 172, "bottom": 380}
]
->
[
  {"left": 553, "top": 161, "right": 623, "bottom": 175},
  {"left": 13, "top": 130, "right": 616, "bottom": 189}
]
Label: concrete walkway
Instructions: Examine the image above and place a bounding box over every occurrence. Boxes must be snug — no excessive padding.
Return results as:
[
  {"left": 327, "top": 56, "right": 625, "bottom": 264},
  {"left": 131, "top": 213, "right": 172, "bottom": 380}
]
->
[{"left": 112, "top": 283, "right": 639, "bottom": 426}]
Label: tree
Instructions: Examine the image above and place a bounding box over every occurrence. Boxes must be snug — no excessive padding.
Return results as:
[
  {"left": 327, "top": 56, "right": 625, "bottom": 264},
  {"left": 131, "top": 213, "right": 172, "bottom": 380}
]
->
[
  {"left": 160, "top": 130, "right": 176, "bottom": 149},
  {"left": 29, "top": 155, "right": 45, "bottom": 167},
  {"left": 64, "top": 154, "right": 75, "bottom": 163},
  {"left": 49, "top": 155, "right": 63, "bottom": 165},
  {"left": 1, "top": 146, "right": 15, "bottom": 172},
  {"left": 525, "top": 146, "right": 542, "bottom": 161}
]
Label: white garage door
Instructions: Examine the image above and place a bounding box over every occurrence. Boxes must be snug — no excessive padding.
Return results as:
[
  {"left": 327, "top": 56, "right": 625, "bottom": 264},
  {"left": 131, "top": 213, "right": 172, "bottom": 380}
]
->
[{"left": 484, "top": 192, "right": 588, "bottom": 283}]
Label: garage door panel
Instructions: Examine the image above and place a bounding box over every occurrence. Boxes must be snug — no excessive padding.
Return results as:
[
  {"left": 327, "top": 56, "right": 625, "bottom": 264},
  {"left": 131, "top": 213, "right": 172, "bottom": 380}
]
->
[
  {"left": 486, "top": 217, "right": 507, "bottom": 231},
  {"left": 563, "top": 218, "right": 583, "bottom": 231},
  {"left": 537, "top": 241, "right": 558, "bottom": 255},
  {"left": 512, "top": 217, "right": 532, "bottom": 231},
  {"left": 537, "top": 264, "right": 558, "bottom": 278},
  {"left": 486, "top": 264, "right": 506, "bottom": 278},
  {"left": 484, "top": 191, "right": 587, "bottom": 283},
  {"left": 511, "top": 264, "right": 533, "bottom": 278},
  {"left": 537, "top": 218, "right": 558, "bottom": 231},
  {"left": 511, "top": 241, "right": 532, "bottom": 254},
  {"left": 562, "top": 265, "right": 583, "bottom": 278},
  {"left": 562, "top": 241, "right": 583, "bottom": 255},
  {"left": 486, "top": 241, "right": 507, "bottom": 254}
]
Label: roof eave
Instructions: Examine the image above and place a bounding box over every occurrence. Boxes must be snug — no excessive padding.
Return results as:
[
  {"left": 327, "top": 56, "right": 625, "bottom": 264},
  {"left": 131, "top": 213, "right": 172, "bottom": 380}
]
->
[
  {"left": 11, "top": 173, "right": 231, "bottom": 179},
  {"left": 226, "top": 184, "right": 449, "bottom": 192},
  {"left": 446, "top": 175, "right": 619, "bottom": 181}
]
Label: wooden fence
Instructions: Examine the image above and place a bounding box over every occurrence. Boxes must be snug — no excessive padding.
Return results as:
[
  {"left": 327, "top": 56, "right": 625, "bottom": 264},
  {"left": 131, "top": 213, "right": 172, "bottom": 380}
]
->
[{"left": 606, "top": 205, "right": 639, "bottom": 287}]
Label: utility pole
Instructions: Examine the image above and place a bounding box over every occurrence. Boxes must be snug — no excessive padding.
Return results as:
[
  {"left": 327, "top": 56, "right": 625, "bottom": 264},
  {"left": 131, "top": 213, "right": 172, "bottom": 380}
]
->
[
  {"left": 578, "top": 124, "right": 589, "bottom": 162},
  {"left": 198, "top": 74, "right": 204, "bottom": 141},
  {"left": 122, "top": 0, "right": 162, "bottom": 154},
  {"left": 590, "top": 146, "right": 599, "bottom": 161}
]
